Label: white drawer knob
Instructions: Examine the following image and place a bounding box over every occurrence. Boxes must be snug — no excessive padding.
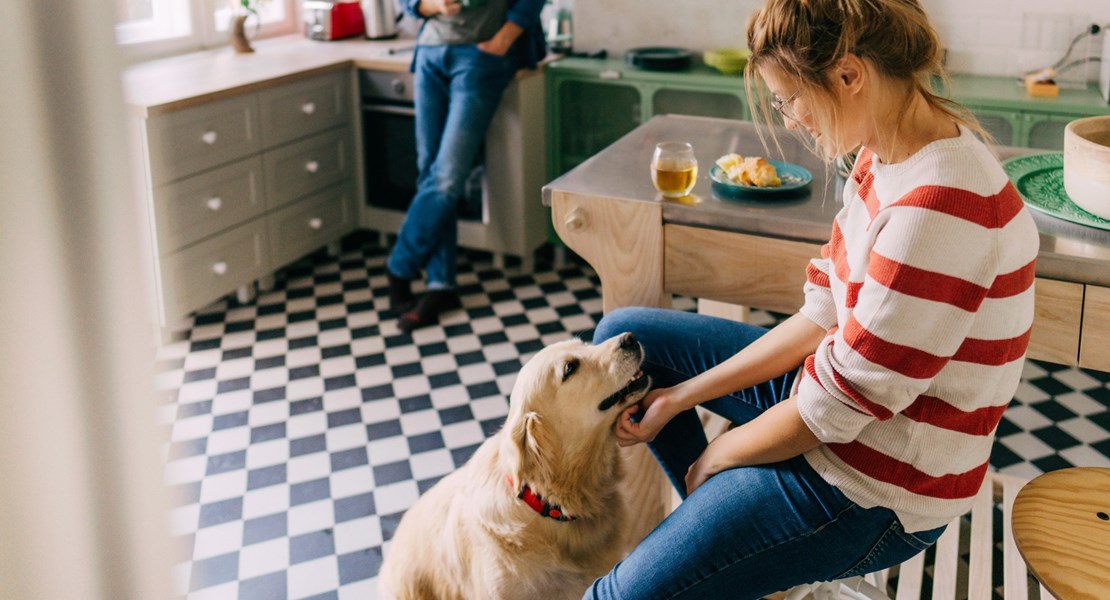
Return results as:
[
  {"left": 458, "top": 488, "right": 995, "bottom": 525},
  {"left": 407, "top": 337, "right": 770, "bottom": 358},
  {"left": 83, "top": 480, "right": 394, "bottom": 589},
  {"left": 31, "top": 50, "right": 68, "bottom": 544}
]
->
[
  {"left": 201, "top": 130, "right": 218, "bottom": 145},
  {"left": 309, "top": 217, "right": 323, "bottom": 230},
  {"left": 305, "top": 160, "right": 319, "bottom": 174},
  {"left": 301, "top": 101, "right": 317, "bottom": 115},
  {"left": 206, "top": 197, "right": 222, "bottom": 211},
  {"left": 212, "top": 261, "right": 228, "bottom": 276}
]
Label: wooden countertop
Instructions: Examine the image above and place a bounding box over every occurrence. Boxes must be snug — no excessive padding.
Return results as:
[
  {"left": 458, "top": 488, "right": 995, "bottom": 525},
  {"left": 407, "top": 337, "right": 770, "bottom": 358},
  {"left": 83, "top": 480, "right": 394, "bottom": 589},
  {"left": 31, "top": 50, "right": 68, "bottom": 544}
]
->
[{"left": 121, "top": 34, "right": 548, "bottom": 117}]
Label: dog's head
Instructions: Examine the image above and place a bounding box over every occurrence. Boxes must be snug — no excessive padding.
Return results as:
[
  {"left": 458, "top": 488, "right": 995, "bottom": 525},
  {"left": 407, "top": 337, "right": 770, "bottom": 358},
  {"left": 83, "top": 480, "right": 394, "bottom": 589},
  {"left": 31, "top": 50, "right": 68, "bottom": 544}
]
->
[{"left": 501, "top": 334, "right": 650, "bottom": 500}]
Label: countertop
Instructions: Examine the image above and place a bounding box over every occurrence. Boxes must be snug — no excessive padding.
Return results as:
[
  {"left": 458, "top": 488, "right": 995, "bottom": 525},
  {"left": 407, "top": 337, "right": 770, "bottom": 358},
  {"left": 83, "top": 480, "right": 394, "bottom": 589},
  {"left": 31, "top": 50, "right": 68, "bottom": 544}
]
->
[
  {"left": 121, "top": 34, "right": 547, "bottom": 116},
  {"left": 543, "top": 114, "right": 1110, "bottom": 287}
]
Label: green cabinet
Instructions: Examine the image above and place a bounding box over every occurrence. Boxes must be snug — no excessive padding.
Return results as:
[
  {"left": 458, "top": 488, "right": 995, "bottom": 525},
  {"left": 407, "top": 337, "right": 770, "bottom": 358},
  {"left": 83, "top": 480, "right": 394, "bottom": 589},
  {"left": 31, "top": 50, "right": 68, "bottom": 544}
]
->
[{"left": 546, "top": 58, "right": 749, "bottom": 180}]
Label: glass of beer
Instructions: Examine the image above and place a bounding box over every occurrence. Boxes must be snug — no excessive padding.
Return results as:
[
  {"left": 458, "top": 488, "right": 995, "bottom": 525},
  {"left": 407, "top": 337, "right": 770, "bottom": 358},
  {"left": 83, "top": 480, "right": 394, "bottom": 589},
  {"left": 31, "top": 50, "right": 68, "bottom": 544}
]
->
[{"left": 651, "top": 142, "right": 698, "bottom": 198}]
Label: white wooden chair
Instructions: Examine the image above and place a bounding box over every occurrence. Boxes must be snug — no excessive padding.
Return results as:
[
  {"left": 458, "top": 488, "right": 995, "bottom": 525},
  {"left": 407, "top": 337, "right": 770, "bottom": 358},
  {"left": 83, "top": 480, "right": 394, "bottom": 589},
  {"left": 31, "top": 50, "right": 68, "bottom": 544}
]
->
[{"left": 783, "top": 471, "right": 1056, "bottom": 600}]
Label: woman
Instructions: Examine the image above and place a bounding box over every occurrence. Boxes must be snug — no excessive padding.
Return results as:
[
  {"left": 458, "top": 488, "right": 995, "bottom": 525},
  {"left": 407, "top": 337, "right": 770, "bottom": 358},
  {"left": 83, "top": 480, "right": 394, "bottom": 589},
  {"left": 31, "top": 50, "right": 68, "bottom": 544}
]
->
[{"left": 585, "top": 0, "right": 1039, "bottom": 598}]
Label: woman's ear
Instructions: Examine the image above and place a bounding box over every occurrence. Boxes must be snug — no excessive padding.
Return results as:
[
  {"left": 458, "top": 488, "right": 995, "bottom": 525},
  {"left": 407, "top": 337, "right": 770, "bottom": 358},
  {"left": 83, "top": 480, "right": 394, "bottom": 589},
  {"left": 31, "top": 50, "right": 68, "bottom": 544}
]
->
[{"left": 834, "top": 54, "right": 866, "bottom": 96}]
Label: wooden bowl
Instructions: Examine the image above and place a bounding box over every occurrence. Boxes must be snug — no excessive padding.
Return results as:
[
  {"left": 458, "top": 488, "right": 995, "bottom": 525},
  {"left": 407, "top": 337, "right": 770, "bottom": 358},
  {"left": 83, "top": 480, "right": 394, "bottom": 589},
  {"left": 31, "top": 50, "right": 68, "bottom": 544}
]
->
[{"left": 1064, "top": 116, "right": 1110, "bottom": 219}]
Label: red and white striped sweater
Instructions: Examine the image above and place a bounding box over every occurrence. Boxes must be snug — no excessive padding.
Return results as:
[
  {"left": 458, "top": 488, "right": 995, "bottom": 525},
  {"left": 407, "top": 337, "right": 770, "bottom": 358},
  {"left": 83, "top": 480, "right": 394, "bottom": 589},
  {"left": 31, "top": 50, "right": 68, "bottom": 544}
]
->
[{"left": 795, "top": 126, "right": 1039, "bottom": 532}]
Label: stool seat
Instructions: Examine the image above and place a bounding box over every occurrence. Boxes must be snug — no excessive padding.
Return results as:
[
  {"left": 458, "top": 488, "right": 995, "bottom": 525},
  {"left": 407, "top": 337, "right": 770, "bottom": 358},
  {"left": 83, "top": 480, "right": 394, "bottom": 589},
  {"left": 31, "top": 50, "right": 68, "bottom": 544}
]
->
[{"left": 1012, "top": 467, "right": 1110, "bottom": 599}]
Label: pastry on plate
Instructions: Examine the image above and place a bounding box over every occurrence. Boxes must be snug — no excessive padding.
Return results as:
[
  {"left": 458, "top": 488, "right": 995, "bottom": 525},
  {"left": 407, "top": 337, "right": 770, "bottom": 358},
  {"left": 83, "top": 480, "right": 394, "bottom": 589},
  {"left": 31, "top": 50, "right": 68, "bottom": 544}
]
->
[{"left": 715, "top": 153, "right": 781, "bottom": 187}]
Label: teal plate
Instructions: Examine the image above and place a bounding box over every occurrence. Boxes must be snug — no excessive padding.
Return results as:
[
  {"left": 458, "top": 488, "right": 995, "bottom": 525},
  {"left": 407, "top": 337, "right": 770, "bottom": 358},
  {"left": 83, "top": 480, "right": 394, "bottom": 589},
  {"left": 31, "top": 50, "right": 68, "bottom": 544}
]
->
[
  {"left": 710, "top": 161, "right": 812, "bottom": 196},
  {"left": 1002, "top": 152, "right": 1110, "bottom": 231}
]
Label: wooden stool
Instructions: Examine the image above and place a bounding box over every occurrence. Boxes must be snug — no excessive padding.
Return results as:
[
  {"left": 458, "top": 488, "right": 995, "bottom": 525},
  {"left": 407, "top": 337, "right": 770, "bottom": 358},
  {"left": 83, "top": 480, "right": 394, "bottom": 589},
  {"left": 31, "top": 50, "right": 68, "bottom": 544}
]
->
[{"left": 1012, "top": 467, "right": 1110, "bottom": 599}]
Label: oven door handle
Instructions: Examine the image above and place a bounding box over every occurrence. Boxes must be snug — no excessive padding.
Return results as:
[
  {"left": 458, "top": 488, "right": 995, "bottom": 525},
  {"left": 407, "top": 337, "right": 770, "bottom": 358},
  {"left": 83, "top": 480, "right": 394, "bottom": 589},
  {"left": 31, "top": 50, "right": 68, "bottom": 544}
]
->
[{"left": 361, "top": 102, "right": 416, "bottom": 117}]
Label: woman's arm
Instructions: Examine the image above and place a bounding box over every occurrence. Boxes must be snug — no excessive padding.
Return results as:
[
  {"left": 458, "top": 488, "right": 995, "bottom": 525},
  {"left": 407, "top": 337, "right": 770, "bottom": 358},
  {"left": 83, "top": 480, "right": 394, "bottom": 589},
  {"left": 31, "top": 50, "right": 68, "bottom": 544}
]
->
[
  {"left": 685, "top": 396, "right": 820, "bottom": 493},
  {"left": 615, "top": 312, "right": 827, "bottom": 446}
]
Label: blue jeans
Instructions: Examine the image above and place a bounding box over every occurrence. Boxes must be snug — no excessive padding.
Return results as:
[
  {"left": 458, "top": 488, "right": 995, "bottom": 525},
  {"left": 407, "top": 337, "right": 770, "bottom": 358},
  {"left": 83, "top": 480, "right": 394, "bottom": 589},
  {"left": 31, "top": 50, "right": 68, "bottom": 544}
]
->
[
  {"left": 586, "top": 308, "right": 945, "bottom": 600},
  {"left": 387, "top": 44, "right": 516, "bottom": 289}
]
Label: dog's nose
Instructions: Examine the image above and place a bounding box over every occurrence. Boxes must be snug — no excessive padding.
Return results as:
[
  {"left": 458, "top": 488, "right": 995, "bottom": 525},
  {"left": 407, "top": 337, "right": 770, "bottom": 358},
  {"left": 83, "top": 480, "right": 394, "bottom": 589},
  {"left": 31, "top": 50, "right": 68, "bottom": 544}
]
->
[{"left": 619, "top": 332, "right": 638, "bottom": 350}]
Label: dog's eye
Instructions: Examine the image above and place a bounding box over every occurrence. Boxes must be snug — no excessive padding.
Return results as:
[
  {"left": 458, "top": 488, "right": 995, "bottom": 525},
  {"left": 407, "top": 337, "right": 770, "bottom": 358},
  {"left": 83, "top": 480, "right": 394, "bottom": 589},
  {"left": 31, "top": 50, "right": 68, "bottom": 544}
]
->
[{"left": 562, "top": 359, "right": 579, "bottom": 381}]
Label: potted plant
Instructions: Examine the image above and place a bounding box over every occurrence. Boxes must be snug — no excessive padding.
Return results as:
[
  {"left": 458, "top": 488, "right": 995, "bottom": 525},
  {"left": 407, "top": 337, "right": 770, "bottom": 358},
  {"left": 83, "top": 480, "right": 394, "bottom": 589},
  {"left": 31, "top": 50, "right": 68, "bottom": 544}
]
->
[{"left": 229, "top": 0, "right": 271, "bottom": 53}]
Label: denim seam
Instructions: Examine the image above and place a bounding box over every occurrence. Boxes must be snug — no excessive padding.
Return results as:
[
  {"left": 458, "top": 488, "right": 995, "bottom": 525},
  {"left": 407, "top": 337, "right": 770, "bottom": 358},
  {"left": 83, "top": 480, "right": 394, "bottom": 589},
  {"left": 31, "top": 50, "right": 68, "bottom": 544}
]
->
[
  {"left": 831, "top": 519, "right": 902, "bottom": 580},
  {"left": 664, "top": 502, "right": 864, "bottom": 600}
]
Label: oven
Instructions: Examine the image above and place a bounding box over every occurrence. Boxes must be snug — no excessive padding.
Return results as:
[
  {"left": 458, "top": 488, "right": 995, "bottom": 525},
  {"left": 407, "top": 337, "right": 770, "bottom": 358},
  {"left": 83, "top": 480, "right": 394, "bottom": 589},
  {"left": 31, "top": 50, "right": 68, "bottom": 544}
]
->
[{"left": 359, "top": 69, "right": 486, "bottom": 227}]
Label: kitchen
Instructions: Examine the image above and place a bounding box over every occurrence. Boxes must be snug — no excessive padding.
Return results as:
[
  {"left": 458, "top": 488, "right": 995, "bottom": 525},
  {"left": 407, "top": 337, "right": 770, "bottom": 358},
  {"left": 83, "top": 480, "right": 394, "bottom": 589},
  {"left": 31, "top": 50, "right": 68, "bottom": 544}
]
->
[{"left": 3, "top": 0, "right": 1110, "bottom": 598}]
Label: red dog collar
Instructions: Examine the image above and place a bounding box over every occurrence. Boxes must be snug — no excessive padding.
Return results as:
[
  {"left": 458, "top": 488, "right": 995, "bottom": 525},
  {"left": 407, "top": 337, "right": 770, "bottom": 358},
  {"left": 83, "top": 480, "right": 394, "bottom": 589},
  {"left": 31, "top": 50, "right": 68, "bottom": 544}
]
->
[{"left": 507, "top": 476, "right": 575, "bottom": 522}]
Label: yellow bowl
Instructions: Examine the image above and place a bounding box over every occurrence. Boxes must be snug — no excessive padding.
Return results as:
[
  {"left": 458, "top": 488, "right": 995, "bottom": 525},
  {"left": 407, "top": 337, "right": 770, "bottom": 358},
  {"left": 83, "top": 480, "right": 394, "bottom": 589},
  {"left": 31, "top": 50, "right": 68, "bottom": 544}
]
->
[{"left": 703, "top": 48, "right": 750, "bottom": 75}]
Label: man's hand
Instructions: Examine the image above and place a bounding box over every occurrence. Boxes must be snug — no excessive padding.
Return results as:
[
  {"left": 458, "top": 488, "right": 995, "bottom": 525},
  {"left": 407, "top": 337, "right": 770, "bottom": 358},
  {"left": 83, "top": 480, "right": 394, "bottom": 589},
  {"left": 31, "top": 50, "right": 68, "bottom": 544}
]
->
[
  {"left": 418, "top": 0, "right": 461, "bottom": 17},
  {"left": 477, "top": 21, "right": 524, "bottom": 57}
]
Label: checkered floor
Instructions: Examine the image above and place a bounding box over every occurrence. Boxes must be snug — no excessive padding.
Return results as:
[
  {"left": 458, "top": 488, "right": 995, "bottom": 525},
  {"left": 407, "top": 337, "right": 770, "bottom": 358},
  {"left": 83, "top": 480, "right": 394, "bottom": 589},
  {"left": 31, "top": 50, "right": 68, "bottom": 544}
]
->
[{"left": 155, "top": 233, "right": 1110, "bottom": 600}]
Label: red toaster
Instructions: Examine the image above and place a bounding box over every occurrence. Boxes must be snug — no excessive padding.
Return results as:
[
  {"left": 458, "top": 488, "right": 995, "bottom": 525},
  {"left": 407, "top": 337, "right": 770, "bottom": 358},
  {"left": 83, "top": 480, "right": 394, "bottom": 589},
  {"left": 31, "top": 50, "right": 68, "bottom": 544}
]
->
[{"left": 304, "top": 1, "right": 366, "bottom": 41}]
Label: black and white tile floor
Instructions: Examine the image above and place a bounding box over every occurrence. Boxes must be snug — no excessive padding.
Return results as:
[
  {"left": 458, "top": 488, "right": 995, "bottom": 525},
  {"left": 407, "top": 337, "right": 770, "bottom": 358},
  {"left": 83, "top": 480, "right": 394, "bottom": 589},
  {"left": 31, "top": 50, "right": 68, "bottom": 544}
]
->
[{"left": 155, "top": 233, "right": 1110, "bottom": 600}]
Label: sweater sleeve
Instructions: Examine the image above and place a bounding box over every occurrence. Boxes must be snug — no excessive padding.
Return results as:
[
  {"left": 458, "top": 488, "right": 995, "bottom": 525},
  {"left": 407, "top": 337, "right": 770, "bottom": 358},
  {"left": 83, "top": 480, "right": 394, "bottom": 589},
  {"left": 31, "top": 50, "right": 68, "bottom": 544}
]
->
[
  {"left": 798, "top": 243, "right": 837, "bottom": 331},
  {"left": 796, "top": 189, "right": 1002, "bottom": 444}
]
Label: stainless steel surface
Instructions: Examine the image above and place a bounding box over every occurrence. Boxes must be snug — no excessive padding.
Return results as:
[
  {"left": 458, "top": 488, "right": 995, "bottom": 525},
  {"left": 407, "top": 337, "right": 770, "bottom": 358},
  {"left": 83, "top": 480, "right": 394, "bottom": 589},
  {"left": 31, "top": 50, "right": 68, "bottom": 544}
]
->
[
  {"left": 362, "top": 0, "right": 399, "bottom": 40},
  {"left": 543, "top": 114, "right": 1110, "bottom": 286},
  {"left": 359, "top": 69, "right": 414, "bottom": 102}
]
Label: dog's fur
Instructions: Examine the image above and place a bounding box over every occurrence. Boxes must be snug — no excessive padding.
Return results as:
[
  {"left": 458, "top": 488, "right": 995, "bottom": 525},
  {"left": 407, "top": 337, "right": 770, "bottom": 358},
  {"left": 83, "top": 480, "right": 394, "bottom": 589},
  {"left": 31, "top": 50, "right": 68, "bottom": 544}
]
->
[{"left": 378, "top": 334, "right": 650, "bottom": 600}]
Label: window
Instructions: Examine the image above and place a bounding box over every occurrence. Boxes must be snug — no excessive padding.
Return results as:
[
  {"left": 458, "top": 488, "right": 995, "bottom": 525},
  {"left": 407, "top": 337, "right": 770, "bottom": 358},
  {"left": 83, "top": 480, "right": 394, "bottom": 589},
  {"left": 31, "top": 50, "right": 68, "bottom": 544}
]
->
[{"left": 116, "top": 0, "right": 298, "bottom": 60}]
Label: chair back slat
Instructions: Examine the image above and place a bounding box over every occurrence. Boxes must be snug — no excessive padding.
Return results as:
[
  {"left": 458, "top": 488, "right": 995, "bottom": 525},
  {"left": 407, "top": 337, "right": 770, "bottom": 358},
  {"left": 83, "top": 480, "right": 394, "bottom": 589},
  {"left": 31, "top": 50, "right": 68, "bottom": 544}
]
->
[
  {"left": 931, "top": 518, "right": 960, "bottom": 600},
  {"left": 968, "top": 478, "right": 995, "bottom": 599},
  {"left": 895, "top": 546, "right": 926, "bottom": 599},
  {"left": 1003, "top": 476, "right": 1029, "bottom": 600}
]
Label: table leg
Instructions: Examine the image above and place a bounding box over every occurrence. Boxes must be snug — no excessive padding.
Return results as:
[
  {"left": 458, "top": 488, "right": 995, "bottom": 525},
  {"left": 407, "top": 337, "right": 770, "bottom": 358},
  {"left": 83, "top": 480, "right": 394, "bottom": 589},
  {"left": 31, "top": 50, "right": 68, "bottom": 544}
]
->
[{"left": 551, "top": 191, "right": 670, "bottom": 551}]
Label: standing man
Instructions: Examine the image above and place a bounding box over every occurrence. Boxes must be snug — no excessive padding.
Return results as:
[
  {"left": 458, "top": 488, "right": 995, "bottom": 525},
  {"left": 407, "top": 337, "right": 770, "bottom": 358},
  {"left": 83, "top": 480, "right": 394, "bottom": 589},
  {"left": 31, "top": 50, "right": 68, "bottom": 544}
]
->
[{"left": 387, "top": 0, "right": 546, "bottom": 332}]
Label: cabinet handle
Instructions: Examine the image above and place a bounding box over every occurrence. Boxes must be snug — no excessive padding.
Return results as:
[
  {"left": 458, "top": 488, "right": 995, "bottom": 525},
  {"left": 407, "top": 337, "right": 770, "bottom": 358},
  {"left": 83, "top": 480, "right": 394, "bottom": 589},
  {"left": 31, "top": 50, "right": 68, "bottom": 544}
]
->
[
  {"left": 305, "top": 160, "right": 319, "bottom": 174},
  {"left": 308, "top": 217, "right": 323, "bottom": 230},
  {"left": 212, "top": 261, "right": 228, "bottom": 276},
  {"left": 564, "top": 207, "right": 587, "bottom": 232},
  {"left": 201, "top": 130, "right": 218, "bottom": 145},
  {"left": 206, "top": 197, "right": 222, "bottom": 211},
  {"left": 301, "top": 101, "right": 316, "bottom": 115}
]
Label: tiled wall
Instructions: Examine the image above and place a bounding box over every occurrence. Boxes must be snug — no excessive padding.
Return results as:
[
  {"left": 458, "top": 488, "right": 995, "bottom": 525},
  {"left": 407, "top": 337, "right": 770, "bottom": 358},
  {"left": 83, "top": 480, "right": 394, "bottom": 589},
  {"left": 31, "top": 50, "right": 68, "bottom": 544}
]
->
[{"left": 572, "top": 0, "right": 1110, "bottom": 83}]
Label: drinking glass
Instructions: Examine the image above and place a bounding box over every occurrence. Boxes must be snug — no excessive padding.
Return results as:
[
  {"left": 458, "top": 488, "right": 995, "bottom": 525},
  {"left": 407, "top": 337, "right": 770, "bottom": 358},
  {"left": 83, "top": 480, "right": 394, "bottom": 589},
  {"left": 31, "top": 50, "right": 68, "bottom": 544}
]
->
[{"left": 651, "top": 142, "right": 698, "bottom": 198}]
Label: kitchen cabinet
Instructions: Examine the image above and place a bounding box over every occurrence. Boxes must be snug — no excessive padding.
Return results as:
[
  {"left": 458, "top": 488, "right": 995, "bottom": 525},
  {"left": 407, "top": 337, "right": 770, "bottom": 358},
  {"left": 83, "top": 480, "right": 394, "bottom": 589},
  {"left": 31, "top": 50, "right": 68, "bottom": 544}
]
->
[
  {"left": 545, "top": 58, "right": 749, "bottom": 181},
  {"left": 133, "top": 68, "right": 359, "bottom": 323}
]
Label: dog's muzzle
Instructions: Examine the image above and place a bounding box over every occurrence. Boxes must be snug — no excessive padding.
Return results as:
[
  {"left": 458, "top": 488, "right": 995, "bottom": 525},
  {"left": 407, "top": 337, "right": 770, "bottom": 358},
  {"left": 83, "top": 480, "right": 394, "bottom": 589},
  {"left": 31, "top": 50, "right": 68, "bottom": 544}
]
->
[{"left": 597, "top": 334, "right": 650, "bottom": 411}]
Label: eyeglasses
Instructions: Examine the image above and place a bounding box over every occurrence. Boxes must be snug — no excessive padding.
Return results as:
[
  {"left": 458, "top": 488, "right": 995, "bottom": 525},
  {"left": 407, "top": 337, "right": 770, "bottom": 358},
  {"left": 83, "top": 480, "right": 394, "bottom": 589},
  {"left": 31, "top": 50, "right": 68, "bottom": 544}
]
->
[{"left": 770, "top": 90, "right": 800, "bottom": 123}]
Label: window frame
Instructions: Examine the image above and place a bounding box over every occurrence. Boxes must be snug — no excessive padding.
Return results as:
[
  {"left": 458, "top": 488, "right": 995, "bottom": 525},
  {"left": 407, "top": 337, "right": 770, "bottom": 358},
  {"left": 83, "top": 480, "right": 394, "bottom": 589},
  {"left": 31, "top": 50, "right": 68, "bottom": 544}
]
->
[{"left": 116, "top": 0, "right": 302, "bottom": 63}]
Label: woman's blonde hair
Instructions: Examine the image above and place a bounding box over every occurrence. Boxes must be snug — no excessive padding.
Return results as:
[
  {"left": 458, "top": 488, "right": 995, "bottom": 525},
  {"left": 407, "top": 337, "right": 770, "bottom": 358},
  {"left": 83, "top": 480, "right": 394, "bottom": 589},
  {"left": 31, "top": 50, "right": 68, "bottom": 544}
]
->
[{"left": 744, "top": 0, "right": 988, "bottom": 160}]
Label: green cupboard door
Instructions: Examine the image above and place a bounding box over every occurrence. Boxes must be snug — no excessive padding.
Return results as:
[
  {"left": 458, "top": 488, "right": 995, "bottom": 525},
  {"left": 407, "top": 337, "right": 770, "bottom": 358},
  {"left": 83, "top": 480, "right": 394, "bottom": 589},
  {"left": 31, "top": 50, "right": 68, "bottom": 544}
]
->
[
  {"left": 556, "top": 79, "right": 641, "bottom": 175},
  {"left": 651, "top": 88, "right": 745, "bottom": 120},
  {"left": 968, "top": 107, "right": 1021, "bottom": 147},
  {"left": 1023, "top": 113, "right": 1078, "bottom": 151}
]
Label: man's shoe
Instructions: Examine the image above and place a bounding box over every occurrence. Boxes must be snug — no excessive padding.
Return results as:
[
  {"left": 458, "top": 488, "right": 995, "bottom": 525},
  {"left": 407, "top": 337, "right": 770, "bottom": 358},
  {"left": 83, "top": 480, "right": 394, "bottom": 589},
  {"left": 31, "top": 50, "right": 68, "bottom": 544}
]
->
[
  {"left": 398, "top": 290, "right": 461, "bottom": 333},
  {"left": 387, "top": 271, "right": 416, "bottom": 312}
]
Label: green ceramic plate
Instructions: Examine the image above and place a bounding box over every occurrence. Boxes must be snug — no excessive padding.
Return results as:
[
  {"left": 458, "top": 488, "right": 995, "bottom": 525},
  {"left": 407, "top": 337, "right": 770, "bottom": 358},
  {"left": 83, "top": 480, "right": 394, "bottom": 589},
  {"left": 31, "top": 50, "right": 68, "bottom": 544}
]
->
[{"left": 1002, "top": 152, "right": 1110, "bottom": 231}]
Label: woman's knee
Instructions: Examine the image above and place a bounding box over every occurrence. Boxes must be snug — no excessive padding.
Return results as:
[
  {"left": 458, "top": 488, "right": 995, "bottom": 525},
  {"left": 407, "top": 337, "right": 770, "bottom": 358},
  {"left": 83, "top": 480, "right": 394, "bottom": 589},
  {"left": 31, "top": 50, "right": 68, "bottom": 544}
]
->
[{"left": 593, "top": 307, "right": 658, "bottom": 344}]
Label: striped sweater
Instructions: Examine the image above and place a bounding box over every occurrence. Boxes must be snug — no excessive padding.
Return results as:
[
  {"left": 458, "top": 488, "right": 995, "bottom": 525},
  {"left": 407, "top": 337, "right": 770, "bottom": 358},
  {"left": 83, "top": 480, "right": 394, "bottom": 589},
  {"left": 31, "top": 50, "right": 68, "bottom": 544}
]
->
[{"left": 795, "top": 126, "right": 1039, "bottom": 533}]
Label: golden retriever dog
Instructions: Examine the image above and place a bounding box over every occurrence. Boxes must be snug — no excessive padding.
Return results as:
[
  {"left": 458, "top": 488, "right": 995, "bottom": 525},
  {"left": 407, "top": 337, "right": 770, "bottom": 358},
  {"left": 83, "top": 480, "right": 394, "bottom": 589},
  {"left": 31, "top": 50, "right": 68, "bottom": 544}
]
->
[{"left": 378, "top": 333, "right": 650, "bottom": 600}]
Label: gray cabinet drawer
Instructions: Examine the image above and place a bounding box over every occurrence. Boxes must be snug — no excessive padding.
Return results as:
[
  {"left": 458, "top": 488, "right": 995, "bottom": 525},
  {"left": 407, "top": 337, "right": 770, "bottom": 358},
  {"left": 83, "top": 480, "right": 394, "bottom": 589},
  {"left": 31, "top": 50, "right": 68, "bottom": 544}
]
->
[
  {"left": 258, "top": 71, "right": 350, "bottom": 148},
  {"left": 269, "top": 183, "right": 356, "bottom": 267},
  {"left": 160, "top": 220, "right": 270, "bottom": 319},
  {"left": 147, "top": 94, "right": 261, "bottom": 184},
  {"left": 152, "top": 157, "right": 265, "bottom": 254},
  {"left": 263, "top": 128, "right": 353, "bottom": 209}
]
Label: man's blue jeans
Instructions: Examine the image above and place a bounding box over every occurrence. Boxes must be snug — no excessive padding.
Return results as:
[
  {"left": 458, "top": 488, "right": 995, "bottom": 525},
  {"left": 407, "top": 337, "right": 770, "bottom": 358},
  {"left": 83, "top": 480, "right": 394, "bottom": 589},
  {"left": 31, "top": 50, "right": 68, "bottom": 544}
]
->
[
  {"left": 586, "top": 307, "right": 945, "bottom": 600},
  {"left": 387, "top": 44, "right": 516, "bottom": 289}
]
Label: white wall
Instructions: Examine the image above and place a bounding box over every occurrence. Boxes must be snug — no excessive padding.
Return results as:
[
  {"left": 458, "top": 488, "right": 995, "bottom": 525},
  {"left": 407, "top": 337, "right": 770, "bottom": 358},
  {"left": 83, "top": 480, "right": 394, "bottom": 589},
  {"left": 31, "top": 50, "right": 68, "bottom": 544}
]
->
[{"left": 573, "top": 0, "right": 1110, "bottom": 83}]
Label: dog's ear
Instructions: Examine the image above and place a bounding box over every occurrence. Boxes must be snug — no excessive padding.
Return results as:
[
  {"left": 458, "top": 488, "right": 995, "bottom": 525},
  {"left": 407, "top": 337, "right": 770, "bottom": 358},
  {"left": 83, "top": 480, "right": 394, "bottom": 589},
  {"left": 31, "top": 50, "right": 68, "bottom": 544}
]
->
[{"left": 506, "top": 411, "right": 554, "bottom": 490}]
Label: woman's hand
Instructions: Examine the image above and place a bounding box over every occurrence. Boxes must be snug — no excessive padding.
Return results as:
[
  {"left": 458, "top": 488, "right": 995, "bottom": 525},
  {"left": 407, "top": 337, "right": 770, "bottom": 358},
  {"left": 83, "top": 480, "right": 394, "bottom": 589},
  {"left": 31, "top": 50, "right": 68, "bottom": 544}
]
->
[
  {"left": 418, "top": 0, "right": 461, "bottom": 17},
  {"left": 685, "top": 438, "right": 733, "bottom": 495},
  {"left": 478, "top": 21, "right": 523, "bottom": 56},
  {"left": 614, "top": 386, "right": 683, "bottom": 447}
]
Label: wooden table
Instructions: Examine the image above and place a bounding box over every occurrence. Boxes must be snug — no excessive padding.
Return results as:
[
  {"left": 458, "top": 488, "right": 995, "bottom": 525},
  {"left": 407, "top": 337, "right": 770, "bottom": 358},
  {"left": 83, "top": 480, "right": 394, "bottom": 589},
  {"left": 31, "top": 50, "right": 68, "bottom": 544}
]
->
[{"left": 1012, "top": 467, "right": 1110, "bottom": 599}]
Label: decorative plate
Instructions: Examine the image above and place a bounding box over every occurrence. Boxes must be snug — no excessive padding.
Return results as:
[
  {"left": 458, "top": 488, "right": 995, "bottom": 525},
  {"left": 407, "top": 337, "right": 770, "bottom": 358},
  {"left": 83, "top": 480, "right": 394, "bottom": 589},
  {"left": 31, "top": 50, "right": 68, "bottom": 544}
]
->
[
  {"left": 709, "top": 161, "right": 813, "bottom": 196},
  {"left": 1002, "top": 152, "right": 1110, "bottom": 231}
]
